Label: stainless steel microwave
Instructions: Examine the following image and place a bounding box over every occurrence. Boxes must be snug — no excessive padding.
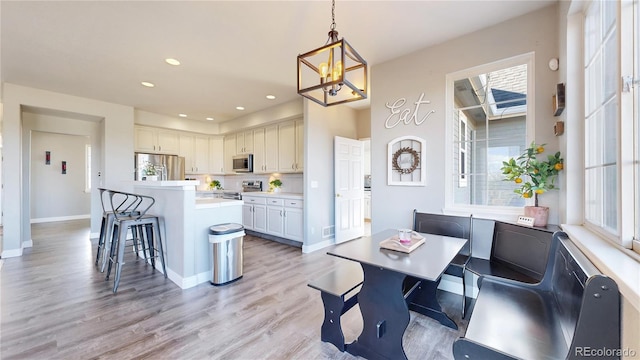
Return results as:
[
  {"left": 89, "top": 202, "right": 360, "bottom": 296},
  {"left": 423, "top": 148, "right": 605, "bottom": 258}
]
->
[{"left": 232, "top": 154, "right": 253, "bottom": 172}]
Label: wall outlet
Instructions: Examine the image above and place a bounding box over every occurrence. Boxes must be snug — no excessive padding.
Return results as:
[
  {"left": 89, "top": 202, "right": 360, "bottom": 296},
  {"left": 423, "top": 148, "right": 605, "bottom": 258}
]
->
[{"left": 516, "top": 216, "right": 535, "bottom": 227}]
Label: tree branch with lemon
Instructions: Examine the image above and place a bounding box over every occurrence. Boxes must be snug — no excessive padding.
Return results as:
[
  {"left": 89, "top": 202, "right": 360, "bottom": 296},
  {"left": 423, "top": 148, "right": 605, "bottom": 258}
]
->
[{"left": 501, "top": 142, "right": 564, "bottom": 207}]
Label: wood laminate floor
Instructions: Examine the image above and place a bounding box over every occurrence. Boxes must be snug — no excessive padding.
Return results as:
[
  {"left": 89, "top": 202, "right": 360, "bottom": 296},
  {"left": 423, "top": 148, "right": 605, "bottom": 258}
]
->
[{"left": 0, "top": 219, "right": 466, "bottom": 359}]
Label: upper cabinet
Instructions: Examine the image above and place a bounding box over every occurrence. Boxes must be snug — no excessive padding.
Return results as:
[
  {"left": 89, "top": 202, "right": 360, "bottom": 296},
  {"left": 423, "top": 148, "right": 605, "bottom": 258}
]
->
[
  {"left": 223, "top": 135, "right": 236, "bottom": 175},
  {"left": 236, "top": 130, "right": 254, "bottom": 154},
  {"left": 209, "top": 136, "right": 225, "bottom": 175},
  {"left": 179, "top": 133, "right": 209, "bottom": 174},
  {"left": 135, "top": 126, "right": 179, "bottom": 154},
  {"left": 253, "top": 125, "right": 279, "bottom": 174},
  {"left": 278, "top": 119, "right": 303, "bottom": 173}
]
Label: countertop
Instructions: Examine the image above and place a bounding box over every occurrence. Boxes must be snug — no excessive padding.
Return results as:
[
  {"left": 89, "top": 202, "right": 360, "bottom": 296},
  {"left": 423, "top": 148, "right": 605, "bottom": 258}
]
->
[
  {"left": 132, "top": 180, "right": 200, "bottom": 188},
  {"left": 195, "top": 198, "right": 243, "bottom": 209},
  {"left": 241, "top": 191, "right": 303, "bottom": 200}
]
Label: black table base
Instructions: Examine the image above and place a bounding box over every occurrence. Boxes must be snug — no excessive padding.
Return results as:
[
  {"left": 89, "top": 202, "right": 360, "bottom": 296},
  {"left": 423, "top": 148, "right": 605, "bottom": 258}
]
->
[{"left": 345, "top": 264, "right": 458, "bottom": 360}]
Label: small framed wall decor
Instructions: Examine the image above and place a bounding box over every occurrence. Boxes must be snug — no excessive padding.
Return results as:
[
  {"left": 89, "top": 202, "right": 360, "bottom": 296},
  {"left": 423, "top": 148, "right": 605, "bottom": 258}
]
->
[{"left": 387, "top": 136, "right": 426, "bottom": 186}]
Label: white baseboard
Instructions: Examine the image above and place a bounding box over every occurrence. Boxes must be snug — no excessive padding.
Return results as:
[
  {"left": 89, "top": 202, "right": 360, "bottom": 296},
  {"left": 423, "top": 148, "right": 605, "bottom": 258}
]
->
[
  {"left": 302, "top": 238, "right": 335, "bottom": 253},
  {"left": 165, "top": 267, "right": 210, "bottom": 289},
  {"left": 23, "top": 239, "right": 33, "bottom": 248},
  {"left": 31, "top": 214, "right": 90, "bottom": 224},
  {"left": 1, "top": 247, "right": 23, "bottom": 258}
]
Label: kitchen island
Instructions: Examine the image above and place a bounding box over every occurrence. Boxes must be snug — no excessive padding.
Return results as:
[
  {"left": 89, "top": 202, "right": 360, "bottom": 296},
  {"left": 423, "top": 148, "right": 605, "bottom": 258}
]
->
[{"left": 132, "top": 181, "right": 243, "bottom": 289}]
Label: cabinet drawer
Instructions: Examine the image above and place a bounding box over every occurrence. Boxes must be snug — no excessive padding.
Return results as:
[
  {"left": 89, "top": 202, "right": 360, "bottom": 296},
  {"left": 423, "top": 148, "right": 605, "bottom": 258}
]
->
[
  {"left": 266, "top": 198, "right": 284, "bottom": 206},
  {"left": 244, "top": 197, "right": 266, "bottom": 205},
  {"left": 284, "top": 199, "right": 303, "bottom": 208}
]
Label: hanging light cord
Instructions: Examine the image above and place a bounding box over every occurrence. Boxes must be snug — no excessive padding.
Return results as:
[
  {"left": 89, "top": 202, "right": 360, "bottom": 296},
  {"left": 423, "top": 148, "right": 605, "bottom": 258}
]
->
[{"left": 331, "top": 0, "right": 336, "bottom": 31}]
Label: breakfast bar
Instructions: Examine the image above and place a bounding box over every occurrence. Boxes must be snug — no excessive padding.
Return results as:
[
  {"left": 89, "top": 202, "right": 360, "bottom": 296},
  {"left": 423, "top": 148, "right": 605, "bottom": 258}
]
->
[{"left": 132, "top": 181, "right": 243, "bottom": 289}]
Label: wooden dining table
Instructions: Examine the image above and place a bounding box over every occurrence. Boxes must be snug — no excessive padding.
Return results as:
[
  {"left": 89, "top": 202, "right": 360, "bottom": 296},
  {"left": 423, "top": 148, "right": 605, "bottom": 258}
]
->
[{"left": 327, "top": 229, "right": 468, "bottom": 360}]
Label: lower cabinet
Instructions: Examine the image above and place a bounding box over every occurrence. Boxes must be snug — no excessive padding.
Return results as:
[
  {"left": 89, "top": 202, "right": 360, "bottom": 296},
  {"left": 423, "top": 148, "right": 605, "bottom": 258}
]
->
[
  {"left": 364, "top": 192, "right": 372, "bottom": 220},
  {"left": 242, "top": 195, "right": 303, "bottom": 243},
  {"left": 242, "top": 196, "right": 267, "bottom": 233}
]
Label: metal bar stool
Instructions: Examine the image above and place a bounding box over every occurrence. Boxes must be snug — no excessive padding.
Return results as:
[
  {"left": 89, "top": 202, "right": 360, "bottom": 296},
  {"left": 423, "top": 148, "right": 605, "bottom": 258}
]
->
[
  {"left": 95, "top": 188, "right": 146, "bottom": 272},
  {"left": 104, "top": 191, "right": 167, "bottom": 293}
]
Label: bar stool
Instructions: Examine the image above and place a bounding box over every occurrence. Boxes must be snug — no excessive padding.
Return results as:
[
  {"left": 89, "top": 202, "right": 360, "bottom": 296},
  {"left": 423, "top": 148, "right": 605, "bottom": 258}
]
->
[
  {"left": 104, "top": 191, "right": 167, "bottom": 293},
  {"left": 95, "top": 188, "right": 146, "bottom": 272}
]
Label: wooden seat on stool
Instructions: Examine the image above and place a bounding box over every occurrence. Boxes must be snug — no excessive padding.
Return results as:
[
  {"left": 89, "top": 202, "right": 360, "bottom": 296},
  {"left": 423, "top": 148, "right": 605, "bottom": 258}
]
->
[
  {"left": 104, "top": 191, "right": 167, "bottom": 293},
  {"left": 95, "top": 188, "right": 145, "bottom": 272}
]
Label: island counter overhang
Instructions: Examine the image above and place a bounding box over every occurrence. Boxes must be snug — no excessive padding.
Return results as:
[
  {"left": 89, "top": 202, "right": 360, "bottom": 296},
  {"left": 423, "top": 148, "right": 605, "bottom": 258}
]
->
[{"left": 132, "top": 181, "right": 243, "bottom": 289}]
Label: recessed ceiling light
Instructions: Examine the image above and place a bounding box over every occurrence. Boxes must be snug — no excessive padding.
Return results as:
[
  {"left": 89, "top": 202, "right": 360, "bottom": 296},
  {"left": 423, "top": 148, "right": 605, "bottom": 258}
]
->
[
  {"left": 206, "top": 117, "right": 214, "bottom": 121},
  {"left": 236, "top": 106, "right": 245, "bottom": 111},
  {"left": 179, "top": 113, "right": 187, "bottom": 118},
  {"left": 141, "top": 81, "right": 155, "bottom": 87},
  {"left": 266, "top": 95, "right": 276, "bottom": 100},
  {"left": 165, "top": 58, "right": 181, "bottom": 66}
]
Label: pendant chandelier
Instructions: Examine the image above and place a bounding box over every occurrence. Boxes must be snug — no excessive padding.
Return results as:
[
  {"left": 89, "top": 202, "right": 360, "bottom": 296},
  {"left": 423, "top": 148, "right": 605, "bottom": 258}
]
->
[{"left": 297, "top": 0, "right": 368, "bottom": 107}]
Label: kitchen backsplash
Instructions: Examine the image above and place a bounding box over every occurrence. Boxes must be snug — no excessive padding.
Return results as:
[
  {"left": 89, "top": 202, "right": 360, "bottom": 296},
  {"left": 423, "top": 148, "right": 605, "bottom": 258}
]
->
[{"left": 191, "top": 173, "right": 303, "bottom": 194}]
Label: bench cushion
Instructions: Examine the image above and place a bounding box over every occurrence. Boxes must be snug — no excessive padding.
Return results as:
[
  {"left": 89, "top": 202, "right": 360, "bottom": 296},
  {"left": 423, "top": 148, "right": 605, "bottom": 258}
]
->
[{"left": 464, "top": 279, "right": 568, "bottom": 360}]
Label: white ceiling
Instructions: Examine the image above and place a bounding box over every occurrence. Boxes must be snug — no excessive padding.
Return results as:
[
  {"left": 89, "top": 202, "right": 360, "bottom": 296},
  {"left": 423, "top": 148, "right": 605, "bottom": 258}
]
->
[{"left": 1, "top": 0, "right": 555, "bottom": 124}]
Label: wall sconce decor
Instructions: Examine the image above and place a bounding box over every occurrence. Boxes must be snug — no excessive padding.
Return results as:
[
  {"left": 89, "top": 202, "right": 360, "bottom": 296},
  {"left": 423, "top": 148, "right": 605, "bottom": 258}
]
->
[
  {"left": 62, "top": 161, "right": 67, "bottom": 174},
  {"left": 46, "top": 151, "right": 51, "bottom": 165}
]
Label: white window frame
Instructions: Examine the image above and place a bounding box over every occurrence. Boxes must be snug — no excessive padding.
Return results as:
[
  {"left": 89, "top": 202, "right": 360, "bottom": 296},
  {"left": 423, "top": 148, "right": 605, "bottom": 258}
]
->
[
  {"left": 445, "top": 52, "right": 535, "bottom": 218},
  {"left": 582, "top": 0, "right": 638, "bottom": 253}
]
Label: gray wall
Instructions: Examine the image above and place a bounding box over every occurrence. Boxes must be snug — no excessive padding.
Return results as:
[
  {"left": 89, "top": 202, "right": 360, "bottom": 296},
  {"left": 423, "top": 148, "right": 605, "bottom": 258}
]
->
[
  {"left": 370, "top": 5, "right": 560, "bottom": 233},
  {"left": 303, "top": 100, "right": 358, "bottom": 247},
  {"left": 2, "top": 83, "right": 133, "bottom": 257},
  {"left": 29, "top": 130, "right": 91, "bottom": 220}
]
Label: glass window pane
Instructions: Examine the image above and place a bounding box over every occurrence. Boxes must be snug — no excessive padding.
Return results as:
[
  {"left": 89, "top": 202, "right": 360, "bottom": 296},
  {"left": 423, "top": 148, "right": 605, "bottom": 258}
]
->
[
  {"left": 585, "top": 167, "right": 602, "bottom": 225},
  {"left": 603, "top": 164, "right": 618, "bottom": 231},
  {"left": 603, "top": 33, "right": 618, "bottom": 100},
  {"left": 603, "top": 99, "right": 618, "bottom": 164},
  {"left": 603, "top": 0, "right": 616, "bottom": 36}
]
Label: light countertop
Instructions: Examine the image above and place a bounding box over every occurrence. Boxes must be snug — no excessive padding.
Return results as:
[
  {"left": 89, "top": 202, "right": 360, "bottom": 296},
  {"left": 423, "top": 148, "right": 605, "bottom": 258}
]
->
[
  {"left": 132, "top": 180, "right": 200, "bottom": 188},
  {"left": 195, "top": 198, "right": 243, "bottom": 209},
  {"left": 241, "top": 192, "right": 303, "bottom": 200}
]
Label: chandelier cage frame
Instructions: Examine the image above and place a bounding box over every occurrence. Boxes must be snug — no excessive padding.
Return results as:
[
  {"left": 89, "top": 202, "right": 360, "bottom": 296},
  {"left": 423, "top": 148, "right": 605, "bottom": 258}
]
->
[{"left": 296, "top": 1, "right": 368, "bottom": 107}]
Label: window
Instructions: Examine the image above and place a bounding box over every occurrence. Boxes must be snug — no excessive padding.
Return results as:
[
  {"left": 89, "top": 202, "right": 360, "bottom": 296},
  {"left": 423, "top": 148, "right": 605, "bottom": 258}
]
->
[
  {"left": 447, "top": 54, "right": 533, "bottom": 211},
  {"left": 85, "top": 145, "right": 91, "bottom": 192},
  {"left": 583, "top": 0, "right": 639, "bottom": 251}
]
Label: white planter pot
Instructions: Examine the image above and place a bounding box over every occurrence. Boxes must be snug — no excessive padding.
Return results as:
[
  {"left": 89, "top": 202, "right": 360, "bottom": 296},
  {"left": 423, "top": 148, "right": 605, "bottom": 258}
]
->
[{"left": 146, "top": 175, "right": 158, "bottom": 181}]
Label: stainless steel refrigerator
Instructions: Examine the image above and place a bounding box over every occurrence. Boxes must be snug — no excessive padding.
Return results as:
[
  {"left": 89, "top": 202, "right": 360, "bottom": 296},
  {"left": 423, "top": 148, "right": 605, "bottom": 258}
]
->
[{"left": 134, "top": 153, "right": 185, "bottom": 181}]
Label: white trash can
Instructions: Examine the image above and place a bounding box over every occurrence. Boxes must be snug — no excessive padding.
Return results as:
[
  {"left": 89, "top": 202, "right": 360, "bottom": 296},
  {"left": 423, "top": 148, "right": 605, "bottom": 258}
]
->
[{"left": 208, "top": 223, "right": 245, "bottom": 286}]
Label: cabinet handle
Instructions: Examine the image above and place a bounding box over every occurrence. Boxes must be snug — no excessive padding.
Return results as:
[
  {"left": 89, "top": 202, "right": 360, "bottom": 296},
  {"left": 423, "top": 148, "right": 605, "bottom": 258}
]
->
[
  {"left": 280, "top": 210, "right": 283, "bottom": 217},
  {"left": 159, "top": 146, "right": 162, "bottom": 151},
  {"left": 292, "top": 164, "right": 294, "bottom": 169},
  {"left": 283, "top": 210, "right": 286, "bottom": 217}
]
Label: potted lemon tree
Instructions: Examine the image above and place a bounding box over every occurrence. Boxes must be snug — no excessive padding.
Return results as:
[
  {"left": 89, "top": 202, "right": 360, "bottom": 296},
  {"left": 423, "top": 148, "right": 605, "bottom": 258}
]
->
[{"left": 501, "top": 142, "right": 563, "bottom": 226}]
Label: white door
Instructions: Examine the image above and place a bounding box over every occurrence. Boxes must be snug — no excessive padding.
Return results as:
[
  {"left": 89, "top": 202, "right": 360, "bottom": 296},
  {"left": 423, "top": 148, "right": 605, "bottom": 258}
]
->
[{"left": 334, "top": 136, "right": 364, "bottom": 244}]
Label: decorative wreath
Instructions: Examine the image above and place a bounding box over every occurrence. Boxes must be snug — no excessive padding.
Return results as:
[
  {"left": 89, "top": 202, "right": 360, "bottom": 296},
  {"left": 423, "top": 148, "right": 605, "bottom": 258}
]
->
[{"left": 392, "top": 147, "right": 420, "bottom": 174}]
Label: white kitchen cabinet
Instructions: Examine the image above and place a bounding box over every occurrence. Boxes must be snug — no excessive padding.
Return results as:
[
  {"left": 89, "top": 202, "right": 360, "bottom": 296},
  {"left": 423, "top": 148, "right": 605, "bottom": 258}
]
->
[
  {"left": 283, "top": 199, "right": 304, "bottom": 242},
  {"left": 253, "top": 205, "right": 267, "bottom": 233},
  {"left": 266, "top": 199, "right": 285, "bottom": 237},
  {"left": 264, "top": 125, "right": 279, "bottom": 173},
  {"left": 236, "top": 130, "right": 254, "bottom": 154},
  {"left": 209, "top": 136, "right": 225, "bottom": 174},
  {"left": 179, "top": 133, "right": 209, "bottom": 174},
  {"left": 294, "top": 119, "right": 304, "bottom": 172},
  {"left": 242, "top": 204, "right": 254, "bottom": 230},
  {"left": 278, "top": 121, "right": 296, "bottom": 172},
  {"left": 135, "top": 126, "right": 180, "bottom": 154},
  {"left": 277, "top": 120, "right": 303, "bottom": 173},
  {"left": 243, "top": 196, "right": 267, "bottom": 233},
  {"left": 364, "top": 191, "right": 372, "bottom": 220},
  {"left": 253, "top": 125, "right": 279, "bottom": 173},
  {"left": 253, "top": 128, "right": 266, "bottom": 173},
  {"left": 224, "top": 135, "right": 236, "bottom": 174}
]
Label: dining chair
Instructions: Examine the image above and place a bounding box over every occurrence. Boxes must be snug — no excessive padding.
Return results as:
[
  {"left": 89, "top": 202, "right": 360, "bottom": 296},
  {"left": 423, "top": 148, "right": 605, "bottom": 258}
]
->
[{"left": 412, "top": 210, "right": 472, "bottom": 318}]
